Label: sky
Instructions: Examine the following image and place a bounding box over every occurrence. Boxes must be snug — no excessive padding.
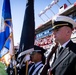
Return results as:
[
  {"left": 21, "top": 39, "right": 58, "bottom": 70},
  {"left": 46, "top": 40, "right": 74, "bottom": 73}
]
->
[{"left": 0, "top": 0, "right": 75, "bottom": 46}]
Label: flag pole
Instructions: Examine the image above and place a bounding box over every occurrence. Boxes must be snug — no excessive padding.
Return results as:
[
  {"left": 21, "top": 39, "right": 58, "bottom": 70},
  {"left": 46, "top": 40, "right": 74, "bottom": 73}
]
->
[
  {"left": 25, "top": 61, "right": 29, "bottom": 75},
  {"left": 0, "top": 0, "right": 17, "bottom": 74},
  {"left": 10, "top": 27, "right": 17, "bottom": 75},
  {"left": 18, "top": 0, "right": 35, "bottom": 75}
]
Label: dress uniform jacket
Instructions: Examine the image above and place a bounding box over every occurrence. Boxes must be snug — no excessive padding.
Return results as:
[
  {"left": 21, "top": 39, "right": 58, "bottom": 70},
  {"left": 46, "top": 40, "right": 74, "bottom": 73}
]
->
[
  {"left": 18, "top": 62, "right": 34, "bottom": 75},
  {"left": 19, "top": 61, "right": 43, "bottom": 75},
  {"left": 28, "top": 61, "right": 43, "bottom": 75},
  {"left": 51, "top": 40, "right": 76, "bottom": 75}
]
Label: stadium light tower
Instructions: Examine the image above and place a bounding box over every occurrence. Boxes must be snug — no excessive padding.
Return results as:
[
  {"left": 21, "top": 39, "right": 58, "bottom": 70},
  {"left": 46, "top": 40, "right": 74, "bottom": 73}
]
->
[
  {"left": 49, "top": 9, "right": 55, "bottom": 15},
  {"left": 45, "top": 6, "right": 55, "bottom": 15},
  {"left": 44, "top": 13, "right": 50, "bottom": 19},
  {"left": 50, "top": 0, "right": 60, "bottom": 8},
  {"left": 43, "top": 9, "right": 50, "bottom": 19},
  {"left": 38, "top": 11, "right": 45, "bottom": 22},
  {"left": 67, "top": 0, "right": 72, "bottom": 5},
  {"left": 38, "top": 16, "right": 45, "bottom": 22},
  {"left": 38, "top": 0, "right": 60, "bottom": 22}
]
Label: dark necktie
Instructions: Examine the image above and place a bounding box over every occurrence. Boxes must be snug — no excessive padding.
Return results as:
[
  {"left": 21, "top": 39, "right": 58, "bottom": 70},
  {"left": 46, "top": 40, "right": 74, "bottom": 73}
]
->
[
  {"left": 59, "top": 47, "right": 63, "bottom": 53},
  {"left": 55, "top": 47, "right": 63, "bottom": 59},
  {"left": 29, "top": 64, "right": 35, "bottom": 75}
]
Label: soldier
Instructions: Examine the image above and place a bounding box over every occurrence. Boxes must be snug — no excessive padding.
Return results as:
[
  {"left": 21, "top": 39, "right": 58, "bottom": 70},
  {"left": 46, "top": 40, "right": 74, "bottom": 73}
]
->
[
  {"left": 19, "top": 45, "right": 46, "bottom": 75},
  {"left": 6, "top": 48, "right": 18, "bottom": 75},
  {"left": 40, "top": 15, "right": 76, "bottom": 75}
]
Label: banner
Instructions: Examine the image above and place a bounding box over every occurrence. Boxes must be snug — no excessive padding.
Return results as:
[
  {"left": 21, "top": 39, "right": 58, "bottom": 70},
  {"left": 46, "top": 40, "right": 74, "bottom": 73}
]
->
[
  {"left": 18, "top": 0, "right": 35, "bottom": 60},
  {"left": 0, "top": 0, "right": 14, "bottom": 58}
]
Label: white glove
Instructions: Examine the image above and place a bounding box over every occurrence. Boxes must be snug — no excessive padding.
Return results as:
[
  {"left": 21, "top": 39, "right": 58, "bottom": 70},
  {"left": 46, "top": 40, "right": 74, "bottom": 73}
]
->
[
  {"left": 12, "top": 60, "right": 17, "bottom": 66},
  {"left": 16, "top": 64, "right": 21, "bottom": 69},
  {"left": 23, "top": 54, "right": 30, "bottom": 63}
]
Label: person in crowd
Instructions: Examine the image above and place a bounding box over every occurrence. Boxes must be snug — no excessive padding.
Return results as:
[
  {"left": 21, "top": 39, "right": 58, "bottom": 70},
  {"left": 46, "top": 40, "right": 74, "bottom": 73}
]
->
[
  {"left": 19, "top": 45, "right": 46, "bottom": 75},
  {"left": 40, "top": 15, "right": 76, "bottom": 75},
  {"left": 29, "top": 45, "right": 46, "bottom": 75},
  {"left": 6, "top": 57, "right": 15, "bottom": 75},
  {"left": 6, "top": 48, "right": 18, "bottom": 75}
]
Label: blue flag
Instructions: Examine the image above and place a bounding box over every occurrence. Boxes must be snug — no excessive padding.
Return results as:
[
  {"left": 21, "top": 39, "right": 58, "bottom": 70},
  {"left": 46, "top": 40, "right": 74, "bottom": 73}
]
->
[{"left": 0, "top": 0, "right": 14, "bottom": 58}]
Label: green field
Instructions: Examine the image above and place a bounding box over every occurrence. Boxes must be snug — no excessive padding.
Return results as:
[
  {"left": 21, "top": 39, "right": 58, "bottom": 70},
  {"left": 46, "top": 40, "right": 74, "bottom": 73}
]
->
[{"left": 0, "top": 62, "right": 8, "bottom": 75}]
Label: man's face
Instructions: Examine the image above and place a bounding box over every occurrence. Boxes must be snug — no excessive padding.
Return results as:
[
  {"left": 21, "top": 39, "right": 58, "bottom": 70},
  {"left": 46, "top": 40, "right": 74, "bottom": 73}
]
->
[
  {"left": 53, "top": 26, "right": 67, "bottom": 43},
  {"left": 30, "top": 52, "right": 42, "bottom": 63}
]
